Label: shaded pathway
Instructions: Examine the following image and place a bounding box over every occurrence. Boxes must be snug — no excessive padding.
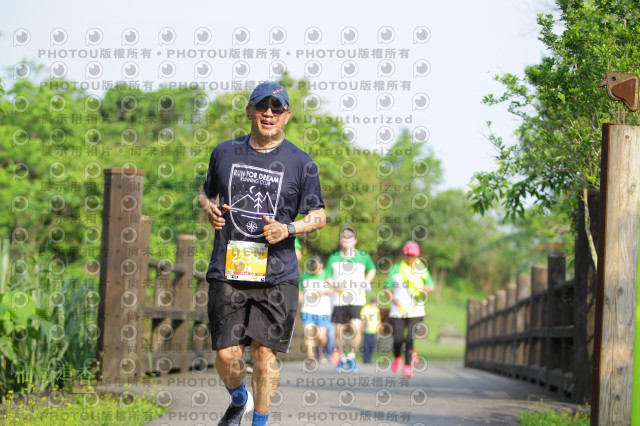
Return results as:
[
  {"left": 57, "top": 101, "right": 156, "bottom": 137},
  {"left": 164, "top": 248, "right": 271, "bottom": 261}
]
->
[{"left": 104, "top": 360, "right": 584, "bottom": 426}]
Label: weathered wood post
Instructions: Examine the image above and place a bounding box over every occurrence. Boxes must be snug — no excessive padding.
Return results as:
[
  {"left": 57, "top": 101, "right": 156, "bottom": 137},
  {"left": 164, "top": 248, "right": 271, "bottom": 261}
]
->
[
  {"left": 547, "top": 253, "right": 566, "bottom": 390},
  {"left": 495, "top": 290, "right": 507, "bottom": 366},
  {"left": 473, "top": 298, "right": 483, "bottom": 364},
  {"left": 505, "top": 283, "right": 517, "bottom": 374},
  {"left": 480, "top": 300, "right": 488, "bottom": 362},
  {"left": 191, "top": 274, "right": 211, "bottom": 359},
  {"left": 516, "top": 274, "right": 531, "bottom": 375},
  {"left": 135, "top": 215, "right": 151, "bottom": 377},
  {"left": 174, "top": 234, "right": 195, "bottom": 372},
  {"left": 574, "top": 190, "right": 599, "bottom": 403},
  {"left": 152, "top": 258, "right": 172, "bottom": 359},
  {"left": 97, "top": 168, "right": 144, "bottom": 382},
  {"left": 465, "top": 299, "right": 478, "bottom": 367},
  {"left": 487, "top": 294, "right": 496, "bottom": 363},
  {"left": 530, "top": 264, "right": 547, "bottom": 385},
  {"left": 591, "top": 124, "right": 640, "bottom": 425}
]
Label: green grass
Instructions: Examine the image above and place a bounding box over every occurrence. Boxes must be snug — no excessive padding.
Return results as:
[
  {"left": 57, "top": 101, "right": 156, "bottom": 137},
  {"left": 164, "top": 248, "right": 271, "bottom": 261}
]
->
[
  {"left": 0, "top": 389, "right": 167, "bottom": 426},
  {"left": 421, "top": 284, "right": 481, "bottom": 342},
  {"left": 414, "top": 340, "right": 464, "bottom": 360},
  {"left": 370, "top": 340, "right": 464, "bottom": 363},
  {"left": 518, "top": 406, "right": 590, "bottom": 426}
]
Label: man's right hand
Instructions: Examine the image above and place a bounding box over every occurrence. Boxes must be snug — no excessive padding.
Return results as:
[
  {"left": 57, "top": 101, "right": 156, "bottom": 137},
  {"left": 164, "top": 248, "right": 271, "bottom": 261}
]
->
[{"left": 199, "top": 194, "right": 230, "bottom": 230}]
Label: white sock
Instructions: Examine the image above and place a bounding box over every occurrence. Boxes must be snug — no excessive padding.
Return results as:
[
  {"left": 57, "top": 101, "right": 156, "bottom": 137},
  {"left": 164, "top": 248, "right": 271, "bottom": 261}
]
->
[{"left": 347, "top": 352, "right": 355, "bottom": 360}]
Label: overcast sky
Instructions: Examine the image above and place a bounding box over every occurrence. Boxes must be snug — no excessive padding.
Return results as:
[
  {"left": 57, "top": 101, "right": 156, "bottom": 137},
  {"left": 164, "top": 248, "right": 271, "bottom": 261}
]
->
[{"left": 0, "top": 0, "right": 556, "bottom": 190}]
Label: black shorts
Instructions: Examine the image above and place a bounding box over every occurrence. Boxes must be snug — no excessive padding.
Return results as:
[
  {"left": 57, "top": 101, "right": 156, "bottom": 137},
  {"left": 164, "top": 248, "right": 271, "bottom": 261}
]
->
[
  {"left": 207, "top": 279, "right": 299, "bottom": 353},
  {"left": 332, "top": 305, "right": 364, "bottom": 324}
]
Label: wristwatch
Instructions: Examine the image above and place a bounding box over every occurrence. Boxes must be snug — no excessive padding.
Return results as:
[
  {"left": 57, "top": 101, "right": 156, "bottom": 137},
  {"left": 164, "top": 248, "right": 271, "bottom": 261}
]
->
[{"left": 287, "top": 223, "right": 296, "bottom": 237}]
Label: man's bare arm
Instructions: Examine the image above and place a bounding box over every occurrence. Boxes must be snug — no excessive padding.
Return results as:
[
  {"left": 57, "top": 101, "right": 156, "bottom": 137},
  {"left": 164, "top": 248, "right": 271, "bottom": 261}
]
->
[
  {"left": 263, "top": 208, "right": 326, "bottom": 245},
  {"left": 198, "top": 188, "right": 230, "bottom": 230}
]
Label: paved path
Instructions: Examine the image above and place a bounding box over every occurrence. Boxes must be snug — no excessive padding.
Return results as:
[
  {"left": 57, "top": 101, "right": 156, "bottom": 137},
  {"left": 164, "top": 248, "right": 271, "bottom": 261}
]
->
[{"left": 109, "top": 360, "right": 583, "bottom": 426}]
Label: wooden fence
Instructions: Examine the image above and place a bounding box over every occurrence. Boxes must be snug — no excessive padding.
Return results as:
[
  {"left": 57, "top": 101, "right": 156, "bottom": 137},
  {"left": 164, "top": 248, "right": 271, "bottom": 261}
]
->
[
  {"left": 465, "top": 192, "right": 599, "bottom": 403},
  {"left": 96, "top": 168, "right": 311, "bottom": 383},
  {"left": 97, "top": 168, "right": 214, "bottom": 382}
]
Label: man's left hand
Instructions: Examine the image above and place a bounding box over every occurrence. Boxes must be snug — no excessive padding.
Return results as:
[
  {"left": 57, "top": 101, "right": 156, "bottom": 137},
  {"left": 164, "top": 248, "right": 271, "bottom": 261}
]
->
[{"left": 263, "top": 216, "right": 288, "bottom": 244}]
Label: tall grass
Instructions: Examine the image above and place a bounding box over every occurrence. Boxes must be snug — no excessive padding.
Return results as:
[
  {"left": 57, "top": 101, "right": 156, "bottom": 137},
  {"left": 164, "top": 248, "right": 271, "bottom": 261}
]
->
[{"left": 0, "top": 239, "right": 98, "bottom": 401}]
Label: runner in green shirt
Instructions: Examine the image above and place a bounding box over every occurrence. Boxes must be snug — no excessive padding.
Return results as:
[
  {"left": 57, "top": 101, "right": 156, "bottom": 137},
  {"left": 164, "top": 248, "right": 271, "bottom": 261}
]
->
[{"left": 326, "top": 226, "right": 376, "bottom": 372}]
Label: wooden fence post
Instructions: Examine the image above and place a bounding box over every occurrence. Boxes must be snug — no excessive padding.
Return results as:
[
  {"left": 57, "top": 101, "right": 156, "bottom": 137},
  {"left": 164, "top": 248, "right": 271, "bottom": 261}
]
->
[
  {"left": 191, "top": 274, "right": 210, "bottom": 363},
  {"left": 487, "top": 294, "right": 496, "bottom": 363},
  {"left": 530, "top": 264, "right": 547, "bottom": 385},
  {"left": 591, "top": 124, "right": 640, "bottom": 425},
  {"left": 516, "top": 274, "right": 531, "bottom": 375},
  {"left": 505, "top": 283, "right": 517, "bottom": 374},
  {"left": 480, "top": 300, "right": 489, "bottom": 339},
  {"left": 152, "top": 258, "right": 172, "bottom": 360},
  {"left": 574, "top": 190, "right": 599, "bottom": 403},
  {"left": 465, "top": 298, "right": 479, "bottom": 367},
  {"left": 495, "top": 290, "right": 506, "bottom": 366},
  {"left": 175, "top": 234, "right": 195, "bottom": 373},
  {"left": 547, "top": 253, "right": 566, "bottom": 391},
  {"left": 473, "top": 298, "right": 483, "bottom": 365},
  {"left": 135, "top": 215, "right": 151, "bottom": 377},
  {"left": 97, "top": 168, "right": 145, "bottom": 383}
]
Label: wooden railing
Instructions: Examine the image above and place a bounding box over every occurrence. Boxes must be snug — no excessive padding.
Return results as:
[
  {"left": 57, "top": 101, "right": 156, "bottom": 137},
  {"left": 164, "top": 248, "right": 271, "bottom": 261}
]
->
[
  {"left": 465, "top": 256, "right": 575, "bottom": 393},
  {"left": 97, "top": 168, "right": 214, "bottom": 383},
  {"left": 465, "top": 192, "right": 599, "bottom": 404},
  {"left": 96, "top": 168, "right": 311, "bottom": 383}
]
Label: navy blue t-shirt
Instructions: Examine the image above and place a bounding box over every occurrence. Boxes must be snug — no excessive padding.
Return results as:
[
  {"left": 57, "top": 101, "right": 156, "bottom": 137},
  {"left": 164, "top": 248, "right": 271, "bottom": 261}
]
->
[{"left": 202, "top": 135, "right": 324, "bottom": 285}]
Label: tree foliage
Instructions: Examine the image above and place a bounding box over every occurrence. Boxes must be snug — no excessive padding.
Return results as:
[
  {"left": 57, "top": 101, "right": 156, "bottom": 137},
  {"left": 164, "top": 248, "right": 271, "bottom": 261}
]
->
[
  {"left": 1, "top": 70, "right": 568, "bottom": 298},
  {"left": 468, "top": 0, "right": 640, "bottom": 225},
  {"left": 0, "top": 74, "right": 444, "bottom": 279},
  {"left": 418, "top": 190, "right": 572, "bottom": 294}
]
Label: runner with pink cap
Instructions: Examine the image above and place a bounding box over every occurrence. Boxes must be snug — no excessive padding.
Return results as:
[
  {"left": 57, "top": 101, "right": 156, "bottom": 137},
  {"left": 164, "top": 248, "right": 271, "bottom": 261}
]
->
[{"left": 383, "top": 240, "right": 435, "bottom": 377}]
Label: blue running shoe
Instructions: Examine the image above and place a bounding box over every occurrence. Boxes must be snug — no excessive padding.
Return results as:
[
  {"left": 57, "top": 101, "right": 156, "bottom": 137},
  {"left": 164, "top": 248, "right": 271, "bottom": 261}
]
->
[
  {"left": 335, "top": 354, "right": 348, "bottom": 372},
  {"left": 345, "top": 357, "right": 358, "bottom": 373}
]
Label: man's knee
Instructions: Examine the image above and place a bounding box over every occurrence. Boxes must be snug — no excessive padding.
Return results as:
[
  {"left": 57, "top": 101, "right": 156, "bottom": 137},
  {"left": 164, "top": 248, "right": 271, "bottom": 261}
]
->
[
  {"left": 251, "top": 342, "right": 278, "bottom": 373},
  {"left": 304, "top": 323, "right": 318, "bottom": 338},
  {"left": 217, "top": 345, "right": 244, "bottom": 364},
  {"left": 251, "top": 341, "right": 276, "bottom": 359}
]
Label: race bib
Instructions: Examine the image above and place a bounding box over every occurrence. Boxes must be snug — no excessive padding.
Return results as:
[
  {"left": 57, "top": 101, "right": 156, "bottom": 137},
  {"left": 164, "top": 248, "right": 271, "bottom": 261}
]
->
[{"left": 225, "top": 240, "right": 269, "bottom": 282}]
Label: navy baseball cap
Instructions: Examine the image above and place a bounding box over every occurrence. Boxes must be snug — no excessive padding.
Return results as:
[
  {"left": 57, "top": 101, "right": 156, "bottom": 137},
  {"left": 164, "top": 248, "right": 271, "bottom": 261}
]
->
[{"left": 250, "top": 82, "right": 290, "bottom": 106}]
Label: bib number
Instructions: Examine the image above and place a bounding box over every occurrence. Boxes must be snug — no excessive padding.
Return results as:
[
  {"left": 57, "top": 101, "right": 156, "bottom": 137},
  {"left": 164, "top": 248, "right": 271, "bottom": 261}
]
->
[{"left": 225, "top": 240, "right": 268, "bottom": 282}]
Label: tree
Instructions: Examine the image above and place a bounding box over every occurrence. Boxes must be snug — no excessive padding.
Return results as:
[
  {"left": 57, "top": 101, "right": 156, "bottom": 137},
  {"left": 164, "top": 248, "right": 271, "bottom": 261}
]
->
[
  {"left": 1, "top": 73, "right": 444, "bottom": 280},
  {"left": 467, "top": 0, "right": 640, "bottom": 265},
  {"left": 416, "top": 190, "right": 572, "bottom": 297}
]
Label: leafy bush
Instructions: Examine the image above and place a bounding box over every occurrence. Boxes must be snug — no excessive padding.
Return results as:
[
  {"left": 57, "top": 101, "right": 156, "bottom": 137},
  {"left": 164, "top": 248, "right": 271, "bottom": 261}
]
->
[{"left": 0, "top": 239, "right": 97, "bottom": 400}]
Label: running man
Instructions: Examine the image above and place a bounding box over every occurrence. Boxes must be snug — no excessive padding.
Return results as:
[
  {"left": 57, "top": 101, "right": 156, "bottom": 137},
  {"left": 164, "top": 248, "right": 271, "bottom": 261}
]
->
[
  {"left": 326, "top": 226, "right": 376, "bottom": 372},
  {"left": 199, "top": 82, "right": 326, "bottom": 425}
]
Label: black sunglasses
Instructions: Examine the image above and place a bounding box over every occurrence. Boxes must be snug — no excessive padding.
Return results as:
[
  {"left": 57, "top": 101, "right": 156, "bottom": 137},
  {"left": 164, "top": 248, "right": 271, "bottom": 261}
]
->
[{"left": 252, "top": 97, "right": 288, "bottom": 114}]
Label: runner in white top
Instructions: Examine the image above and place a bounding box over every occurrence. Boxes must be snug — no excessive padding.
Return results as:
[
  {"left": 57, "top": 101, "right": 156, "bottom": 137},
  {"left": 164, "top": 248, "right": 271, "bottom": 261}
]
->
[{"left": 326, "top": 226, "right": 376, "bottom": 372}]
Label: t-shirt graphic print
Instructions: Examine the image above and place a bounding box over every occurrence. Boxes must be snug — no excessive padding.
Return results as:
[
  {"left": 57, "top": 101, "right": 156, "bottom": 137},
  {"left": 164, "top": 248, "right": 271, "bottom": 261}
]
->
[
  {"left": 202, "top": 136, "right": 325, "bottom": 285},
  {"left": 229, "top": 164, "right": 283, "bottom": 238}
]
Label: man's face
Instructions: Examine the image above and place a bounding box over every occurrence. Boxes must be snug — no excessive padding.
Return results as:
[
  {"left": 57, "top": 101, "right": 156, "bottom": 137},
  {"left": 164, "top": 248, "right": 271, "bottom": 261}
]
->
[
  {"left": 339, "top": 230, "right": 357, "bottom": 250},
  {"left": 246, "top": 96, "right": 291, "bottom": 140}
]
